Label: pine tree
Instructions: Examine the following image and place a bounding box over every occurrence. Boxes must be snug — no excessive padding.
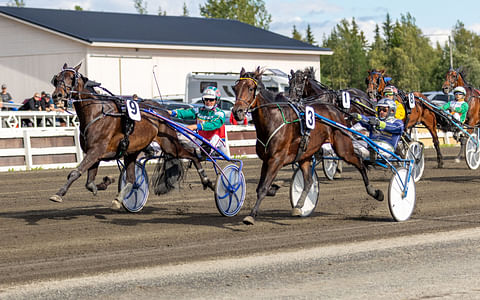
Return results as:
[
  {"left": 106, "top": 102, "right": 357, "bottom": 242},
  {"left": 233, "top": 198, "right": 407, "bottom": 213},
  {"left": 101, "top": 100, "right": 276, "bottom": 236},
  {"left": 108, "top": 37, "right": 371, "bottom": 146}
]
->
[
  {"left": 292, "top": 25, "right": 303, "bottom": 41},
  {"left": 182, "top": 2, "right": 189, "bottom": 16},
  {"left": 304, "top": 24, "right": 317, "bottom": 45},
  {"left": 133, "top": 0, "right": 148, "bottom": 14},
  {"left": 199, "top": 0, "right": 272, "bottom": 30}
]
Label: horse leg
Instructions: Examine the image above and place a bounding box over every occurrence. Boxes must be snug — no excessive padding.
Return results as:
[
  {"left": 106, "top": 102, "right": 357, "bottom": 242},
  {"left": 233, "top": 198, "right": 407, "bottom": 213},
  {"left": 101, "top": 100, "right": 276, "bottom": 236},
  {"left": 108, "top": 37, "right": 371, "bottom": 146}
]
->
[
  {"left": 111, "top": 154, "right": 138, "bottom": 211},
  {"left": 292, "top": 160, "right": 314, "bottom": 217},
  {"left": 85, "top": 162, "right": 115, "bottom": 195},
  {"left": 191, "top": 157, "right": 215, "bottom": 191},
  {"left": 423, "top": 122, "right": 443, "bottom": 168},
  {"left": 455, "top": 135, "right": 467, "bottom": 163},
  {"left": 49, "top": 151, "right": 102, "bottom": 203},
  {"left": 244, "top": 158, "right": 284, "bottom": 225}
]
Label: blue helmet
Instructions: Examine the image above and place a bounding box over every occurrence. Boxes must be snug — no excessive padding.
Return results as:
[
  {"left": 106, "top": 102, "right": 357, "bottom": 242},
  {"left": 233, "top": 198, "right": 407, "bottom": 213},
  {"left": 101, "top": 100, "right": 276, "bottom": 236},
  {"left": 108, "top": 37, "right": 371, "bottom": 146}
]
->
[{"left": 376, "top": 98, "right": 396, "bottom": 120}]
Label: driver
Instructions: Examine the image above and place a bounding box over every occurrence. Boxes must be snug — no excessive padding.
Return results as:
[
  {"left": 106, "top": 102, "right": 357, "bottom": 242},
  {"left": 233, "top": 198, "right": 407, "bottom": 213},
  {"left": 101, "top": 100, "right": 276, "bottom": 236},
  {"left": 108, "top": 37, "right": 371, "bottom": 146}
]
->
[
  {"left": 351, "top": 98, "right": 404, "bottom": 160},
  {"left": 441, "top": 86, "right": 469, "bottom": 123},
  {"left": 169, "top": 86, "right": 227, "bottom": 156},
  {"left": 383, "top": 85, "right": 406, "bottom": 121}
]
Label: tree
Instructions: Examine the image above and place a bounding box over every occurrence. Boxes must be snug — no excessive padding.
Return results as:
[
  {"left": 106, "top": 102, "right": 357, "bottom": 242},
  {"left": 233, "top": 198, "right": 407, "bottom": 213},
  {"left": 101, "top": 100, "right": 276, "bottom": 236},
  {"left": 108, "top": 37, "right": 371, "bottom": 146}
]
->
[
  {"left": 321, "top": 18, "right": 368, "bottom": 89},
  {"left": 7, "top": 0, "right": 25, "bottom": 7},
  {"left": 304, "top": 24, "right": 316, "bottom": 45},
  {"left": 199, "top": 0, "right": 272, "bottom": 30},
  {"left": 158, "top": 5, "right": 167, "bottom": 16},
  {"left": 182, "top": 2, "right": 189, "bottom": 16},
  {"left": 292, "top": 25, "right": 303, "bottom": 41},
  {"left": 133, "top": 0, "right": 148, "bottom": 14},
  {"left": 74, "top": 5, "right": 83, "bottom": 11}
]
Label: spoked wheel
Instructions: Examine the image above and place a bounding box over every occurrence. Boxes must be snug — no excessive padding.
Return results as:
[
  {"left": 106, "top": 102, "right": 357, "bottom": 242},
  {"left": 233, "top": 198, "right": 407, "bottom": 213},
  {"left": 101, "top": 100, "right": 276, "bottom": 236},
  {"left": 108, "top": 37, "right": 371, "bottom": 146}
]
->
[
  {"left": 388, "top": 167, "right": 416, "bottom": 222},
  {"left": 322, "top": 158, "right": 338, "bottom": 181},
  {"left": 405, "top": 142, "right": 424, "bottom": 182},
  {"left": 465, "top": 132, "right": 480, "bottom": 170},
  {"left": 214, "top": 164, "right": 246, "bottom": 217},
  {"left": 118, "top": 161, "right": 149, "bottom": 213},
  {"left": 289, "top": 167, "right": 319, "bottom": 217}
]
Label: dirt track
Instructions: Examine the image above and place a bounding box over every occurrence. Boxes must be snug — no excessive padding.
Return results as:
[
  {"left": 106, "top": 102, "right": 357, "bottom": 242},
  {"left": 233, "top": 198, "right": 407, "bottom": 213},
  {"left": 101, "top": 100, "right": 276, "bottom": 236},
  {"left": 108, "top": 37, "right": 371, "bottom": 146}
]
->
[{"left": 0, "top": 147, "right": 479, "bottom": 288}]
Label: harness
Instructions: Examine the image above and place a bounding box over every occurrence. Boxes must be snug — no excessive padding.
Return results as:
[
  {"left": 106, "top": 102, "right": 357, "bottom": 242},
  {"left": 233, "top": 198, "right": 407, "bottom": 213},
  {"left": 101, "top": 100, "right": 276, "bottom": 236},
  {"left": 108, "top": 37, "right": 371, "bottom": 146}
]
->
[{"left": 55, "top": 68, "right": 140, "bottom": 158}]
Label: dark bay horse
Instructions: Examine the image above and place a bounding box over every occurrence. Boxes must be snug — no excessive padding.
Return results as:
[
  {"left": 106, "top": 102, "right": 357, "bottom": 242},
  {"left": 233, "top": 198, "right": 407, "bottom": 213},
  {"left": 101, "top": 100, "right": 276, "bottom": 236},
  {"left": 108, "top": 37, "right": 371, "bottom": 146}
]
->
[
  {"left": 442, "top": 68, "right": 480, "bottom": 162},
  {"left": 289, "top": 67, "right": 376, "bottom": 117},
  {"left": 232, "top": 67, "right": 384, "bottom": 225},
  {"left": 365, "top": 69, "right": 443, "bottom": 167},
  {"left": 50, "top": 63, "right": 214, "bottom": 209}
]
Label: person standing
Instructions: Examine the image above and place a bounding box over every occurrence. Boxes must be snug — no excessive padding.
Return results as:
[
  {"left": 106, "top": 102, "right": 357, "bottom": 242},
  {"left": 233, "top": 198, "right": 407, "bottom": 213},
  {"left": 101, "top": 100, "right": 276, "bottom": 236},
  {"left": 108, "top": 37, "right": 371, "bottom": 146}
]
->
[{"left": 1, "top": 84, "right": 13, "bottom": 111}]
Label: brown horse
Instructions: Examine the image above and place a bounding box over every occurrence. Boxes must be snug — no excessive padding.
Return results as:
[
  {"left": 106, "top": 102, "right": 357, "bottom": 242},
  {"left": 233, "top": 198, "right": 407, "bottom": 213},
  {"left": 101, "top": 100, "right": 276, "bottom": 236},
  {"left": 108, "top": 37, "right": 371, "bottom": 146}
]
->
[
  {"left": 50, "top": 63, "right": 214, "bottom": 209},
  {"left": 365, "top": 69, "right": 443, "bottom": 167},
  {"left": 232, "top": 67, "right": 383, "bottom": 225},
  {"left": 441, "top": 68, "right": 480, "bottom": 162}
]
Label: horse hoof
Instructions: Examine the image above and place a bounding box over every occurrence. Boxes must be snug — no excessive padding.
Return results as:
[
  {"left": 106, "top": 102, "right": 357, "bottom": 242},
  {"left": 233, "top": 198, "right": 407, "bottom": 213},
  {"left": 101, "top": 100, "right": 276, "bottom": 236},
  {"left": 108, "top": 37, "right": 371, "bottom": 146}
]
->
[
  {"left": 110, "top": 199, "right": 123, "bottom": 211},
  {"left": 454, "top": 158, "right": 461, "bottom": 163},
  {"left": 375, "top": 190, "right": 384, "bottom": 202},
  {"left": 243, "top": 216, "right": 255, "bottom": 225},
  {"left": 103, "top": 176, "right": 115, "bottom": 185},
  {"left": 292, "top": 208, "right": 302, "bottom": 217},
  {"left": 49, "top": 194, "right": 63, "bottom": 203}
]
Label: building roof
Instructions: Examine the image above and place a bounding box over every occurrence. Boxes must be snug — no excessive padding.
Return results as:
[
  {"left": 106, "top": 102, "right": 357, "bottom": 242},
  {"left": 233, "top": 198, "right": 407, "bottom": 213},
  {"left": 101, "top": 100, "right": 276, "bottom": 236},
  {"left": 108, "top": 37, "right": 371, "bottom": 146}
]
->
[{"left": 0, "top": 6, "right": 330, "bottom": 53}]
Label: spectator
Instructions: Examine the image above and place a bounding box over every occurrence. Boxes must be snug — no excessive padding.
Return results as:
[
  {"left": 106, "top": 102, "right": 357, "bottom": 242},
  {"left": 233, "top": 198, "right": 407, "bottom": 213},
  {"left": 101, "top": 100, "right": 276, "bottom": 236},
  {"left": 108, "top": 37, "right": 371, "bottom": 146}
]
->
[
  {"left": 41, "top": 91, "right": 55, "bottom": 112},
  {"left": 21, "top": 92, "right": 45, "bottom": 111},
  {"left": 1, "top": 84, "right": 13, "bottom": 111},
  {"left": 229, "top": 112, "right": 248, "bottom": 125},
  {"left": 132, "top": 94, "right": 139, "bottom": 101}
]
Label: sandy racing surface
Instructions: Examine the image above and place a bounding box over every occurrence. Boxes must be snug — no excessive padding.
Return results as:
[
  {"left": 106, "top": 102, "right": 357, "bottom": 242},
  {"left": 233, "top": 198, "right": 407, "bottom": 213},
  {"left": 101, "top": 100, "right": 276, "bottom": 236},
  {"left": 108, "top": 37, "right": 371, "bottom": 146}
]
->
[{"left": 0, "top": 147, "right": 479, "bottom": 296}]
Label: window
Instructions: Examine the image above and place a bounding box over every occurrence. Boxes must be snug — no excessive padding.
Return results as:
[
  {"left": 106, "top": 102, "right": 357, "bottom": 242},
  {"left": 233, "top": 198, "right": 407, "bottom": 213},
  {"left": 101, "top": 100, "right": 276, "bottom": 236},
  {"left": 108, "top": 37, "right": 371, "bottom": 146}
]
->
[
  {"left": 266, "top": 87, "right": 279, "bottom": 93},
  {"left": 221, "top": 100, "right": 233, "bottom": 110}
]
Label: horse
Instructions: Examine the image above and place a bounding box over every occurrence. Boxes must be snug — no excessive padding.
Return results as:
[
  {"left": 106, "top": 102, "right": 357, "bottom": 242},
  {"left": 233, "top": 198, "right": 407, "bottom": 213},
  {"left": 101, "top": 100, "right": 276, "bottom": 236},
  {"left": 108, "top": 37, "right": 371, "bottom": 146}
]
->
[
  {"left": 289, "top": 67, "right": 376, "bottom": 117},
  {"left": 365, "top": 69, "right": 444, "bottom": 168},
  {"left": 232, "top": 67, "right": 384, "bottom": 225},
  {"left": 50, "top": 63, "right": 215, "bottom": 209}
]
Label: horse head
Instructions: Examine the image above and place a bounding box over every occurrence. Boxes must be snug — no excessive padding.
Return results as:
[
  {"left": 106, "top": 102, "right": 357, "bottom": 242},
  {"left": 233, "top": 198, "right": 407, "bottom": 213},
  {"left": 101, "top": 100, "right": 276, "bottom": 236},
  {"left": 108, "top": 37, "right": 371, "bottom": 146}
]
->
[
  {"left": 288, "top": 69, "right": 308, "bottom": 100},
  {"left": 442, "top": 68, "right": 462, "bottom": 94},
  {"left": 51, "top": 63, "right": 85, "bottom": 102},
  {"left": 232, "top": 66, "right": 263, "bottom": 122},
  {"left": 365, "top": 69, "right": 386, "bottom": 100}
]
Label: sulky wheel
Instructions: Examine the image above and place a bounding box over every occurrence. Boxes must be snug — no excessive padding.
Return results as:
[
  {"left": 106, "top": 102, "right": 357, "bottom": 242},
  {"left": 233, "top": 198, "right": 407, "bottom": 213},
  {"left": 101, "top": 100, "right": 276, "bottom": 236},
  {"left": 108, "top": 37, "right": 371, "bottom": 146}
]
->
[
  {"left": 289, "top": 167, "right": 319, "bottom": 217},
  {"left": 388, "top": 167, "right": 416, "bottom": 222},
  {"left": 405, "top": 141, "right": 424, "bottom": 182},
  {"left": 322, "top": 158, "right": 338, "bottom": 181},
  {"left": 118, "top": 161, "right": 149, "bottom": 213},
  {"left": 214, "top": 164, "right": 246, "bottom": 217},
  {"left": 465, "top": 132, "right": 480, "bottom": 170}
]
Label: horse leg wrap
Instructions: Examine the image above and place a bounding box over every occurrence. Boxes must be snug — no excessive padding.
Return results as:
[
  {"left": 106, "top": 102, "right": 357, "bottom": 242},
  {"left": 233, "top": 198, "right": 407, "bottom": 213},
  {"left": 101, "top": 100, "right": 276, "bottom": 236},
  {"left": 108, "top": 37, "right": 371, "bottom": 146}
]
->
[
  {"left": 86, "top": 181, "right": 98, "bottom": 195},
  {"left": 198, "top": 168, "right": 211, "bottom": 189}
]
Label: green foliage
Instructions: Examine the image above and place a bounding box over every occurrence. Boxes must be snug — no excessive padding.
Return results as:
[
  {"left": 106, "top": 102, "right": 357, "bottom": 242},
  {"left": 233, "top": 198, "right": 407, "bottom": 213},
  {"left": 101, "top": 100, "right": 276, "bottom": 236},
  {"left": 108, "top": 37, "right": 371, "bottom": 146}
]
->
[
  {"left": 321, "top": 12, "right": 480, "bottom": 93},
  {"left": 74, "top": 5, "right": 83, "bottom": 11},
  {"left": 158, "top": 5, "right": 167, "bottom": 16},
  {"left": 292, "top": 25, "right": 303, "bottom": 41},
  {"left": 321, "top": 18, "right": 368, "bottom": 89},
  {"left": 182, "top": 2, "right": 189, "bottom": 16},
  {"left": 7, "top": 0, "right": 25, "bottom": 7},
  {"left": 304, "top": 24, "right": 317, "bottom": 45},
  {"left": 199, "top": 0, "right": 272, "bottom": 30},
  {"left": 133, "top": 0, "right": 148, "bottom": 14}
]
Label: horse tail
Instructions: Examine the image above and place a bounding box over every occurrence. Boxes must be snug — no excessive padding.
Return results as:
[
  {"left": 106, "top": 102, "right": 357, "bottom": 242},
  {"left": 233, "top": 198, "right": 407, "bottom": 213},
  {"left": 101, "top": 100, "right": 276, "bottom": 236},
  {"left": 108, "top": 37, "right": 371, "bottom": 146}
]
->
[{"left": 151, "top": 153, "right": 185, "bottom": 195}]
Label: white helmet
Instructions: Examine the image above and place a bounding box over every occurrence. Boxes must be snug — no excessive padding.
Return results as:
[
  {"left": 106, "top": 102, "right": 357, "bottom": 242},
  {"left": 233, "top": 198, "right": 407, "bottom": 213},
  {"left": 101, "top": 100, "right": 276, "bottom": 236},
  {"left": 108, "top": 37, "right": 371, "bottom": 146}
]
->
[
  {"left": 376, "top": 98, "right": 396, "bottom": 120},
  {"left": 453, "top": 86, "right": 466, "bottom": 95}
]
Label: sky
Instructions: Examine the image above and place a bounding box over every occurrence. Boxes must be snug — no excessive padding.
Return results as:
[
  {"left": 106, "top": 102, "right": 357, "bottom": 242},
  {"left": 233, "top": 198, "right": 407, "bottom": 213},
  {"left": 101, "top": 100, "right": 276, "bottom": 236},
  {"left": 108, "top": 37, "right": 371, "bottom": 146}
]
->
[{"left": 1, "top": 0, "right": 479, "bottom": 45}]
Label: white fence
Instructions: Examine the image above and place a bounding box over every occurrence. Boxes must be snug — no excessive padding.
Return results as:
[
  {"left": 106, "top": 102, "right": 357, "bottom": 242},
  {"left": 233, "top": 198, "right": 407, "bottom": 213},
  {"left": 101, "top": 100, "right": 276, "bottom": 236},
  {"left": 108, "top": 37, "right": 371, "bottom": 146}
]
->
[{"left": 0, "top": 111, "right": 257, "bottom": 172}]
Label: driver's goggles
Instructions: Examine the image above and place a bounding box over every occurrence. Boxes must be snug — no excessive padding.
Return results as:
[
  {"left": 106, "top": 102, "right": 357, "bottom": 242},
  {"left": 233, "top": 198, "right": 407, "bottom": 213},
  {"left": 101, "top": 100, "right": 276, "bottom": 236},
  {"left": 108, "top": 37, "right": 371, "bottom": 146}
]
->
[
  {"left": 384, "top": 92, "right": 394, "bottom": 96},
  {"left": 377, "top": 107, "right": 389, "bottom": 112}
]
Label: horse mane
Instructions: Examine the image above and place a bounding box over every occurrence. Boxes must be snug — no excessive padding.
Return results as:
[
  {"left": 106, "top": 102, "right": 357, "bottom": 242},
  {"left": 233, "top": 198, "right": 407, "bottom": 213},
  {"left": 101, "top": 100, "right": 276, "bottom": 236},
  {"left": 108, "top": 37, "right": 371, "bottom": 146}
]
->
[{"left": 243, "top": 71, "right": 285, "bottom": 103}]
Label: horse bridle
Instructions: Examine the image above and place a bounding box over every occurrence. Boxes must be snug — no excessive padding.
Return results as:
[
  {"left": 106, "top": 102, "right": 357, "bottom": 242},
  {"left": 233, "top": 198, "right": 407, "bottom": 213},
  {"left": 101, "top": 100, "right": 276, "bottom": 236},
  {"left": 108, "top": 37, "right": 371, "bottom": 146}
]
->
[
  {"left": 53, "top": 68, "right": 81, "bottom": 100},
  {"left": 289, "top": 72, "right": 307, "bottom": 100},
  {"left": 443, "top": 71, "right": 459, "bottom": 92},
  {"left": 235, "top": 77, "right": 259, "bottom": 113}
]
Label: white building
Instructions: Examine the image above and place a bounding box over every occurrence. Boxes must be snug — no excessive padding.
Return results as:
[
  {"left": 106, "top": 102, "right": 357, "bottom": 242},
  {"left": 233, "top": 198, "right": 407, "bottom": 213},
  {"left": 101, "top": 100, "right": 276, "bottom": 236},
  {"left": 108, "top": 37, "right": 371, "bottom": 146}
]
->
[{"left": 0, "top": 6, "right": 332, "bottom": 102}]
